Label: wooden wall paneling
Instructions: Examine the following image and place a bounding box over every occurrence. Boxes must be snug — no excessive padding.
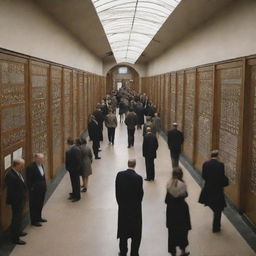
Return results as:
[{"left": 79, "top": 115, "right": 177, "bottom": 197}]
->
[
  {"left": 170, "top": 72, "right": 177, "bottom": 129},
  {"left": 84, "top": 73, "right": 88, "bottom": 130},
  {"left": 163, "top": 73, "right": 170, "bottom": 131},
  {"left": 176, "top": 71, "right": 185, "bottom": 131},
  {"left": 63, "top": 68, "right": 73, "bottom": 151},
  {"left": 160, "top": 75, "right": 165, "bottom": 127},
  {"left": 50, "top": 65, "right": 63, "bottom": 177},
  {"left": 0, "top": 54, "right": 28, "bottom": 230},
  {"left": 72, "top": 70, "right": 78, "bottom": 138},
  {"left": 241, "top": 58, "right": 256, "bottom": 223},
  {"left": 29, "top": 60, "right": 50, "bottom": 181},
  {"left": 78, "top": 72, "right": 84, "bottom": 133},
  {"left": 194, "top": 66, "right": 215, "bottom": 170},
  {"left": 216, "top": 60, "right": 244, "bottom": 206},
  {"left": 183, "top": 69, "right": 196, "bottom": 162}
]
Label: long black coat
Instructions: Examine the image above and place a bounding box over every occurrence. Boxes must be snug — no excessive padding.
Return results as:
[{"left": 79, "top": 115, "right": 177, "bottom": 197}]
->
[
  {"left": 65, "top": 145, "right": 82, "bottom": 174},
  {"left": 5, "top": 169, "right": 26, "bottom": 206},
  {"left": 115, "top": 169, "right": 143, "bottom": 238},
  {"left": 88, "top": 120, "right": 101, "bottom": 142},
  {"left": 199, "top": 159, "right": 227, "bottom": 210},
  {"left": 167, "top": 129, "right": 184, "bottom": 153},
  {"left": 165, "top": 192, "right": 191, "bottom": 232},
  {"left": 26, "top": 162, "right": 46, "bottom": 191},
  {"left": 143, "top": 132, "right": 158, "bottom": 159},
  {"left": 135, "top": 105, "right": 145, "bottom": 125}
]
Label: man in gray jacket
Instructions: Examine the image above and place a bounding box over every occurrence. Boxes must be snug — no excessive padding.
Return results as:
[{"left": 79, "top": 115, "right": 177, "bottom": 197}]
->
[
  {"left": 105, "top": 110, "right": 118, "bottom": 145},
  {"left": 125, "top": 108, "right": 138, "bottom": 148}
]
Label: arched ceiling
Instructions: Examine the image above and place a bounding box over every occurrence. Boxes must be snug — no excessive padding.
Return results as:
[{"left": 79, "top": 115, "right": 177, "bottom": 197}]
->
[{"left": 32, "top": 0, "right": 234, "bottom": 65}]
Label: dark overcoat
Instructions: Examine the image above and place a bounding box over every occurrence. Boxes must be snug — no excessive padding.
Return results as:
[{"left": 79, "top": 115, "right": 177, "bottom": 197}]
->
[
  {"left": 135, "top": 105, "right": 145, "bottom": 125},
  {"left": 65, "top": 145, "right": 82, "bottom": 174},
  {"left": 88, "top": 120, "right": 101, "bottom": 142},
  {"left": 115, "top": 169, "right": 143, "bottom": 238},
  {"left": 143, "top": 132, "right": 158, "bottom": 159},
  {"left": 198, "top": 159, "right": 227, "bottom": 210},
  {"left": 167, "top": 129, "right": 184, "bottom": 153},
  {"left": 165, "top": 192, "right": 191, "bottom": 232}
]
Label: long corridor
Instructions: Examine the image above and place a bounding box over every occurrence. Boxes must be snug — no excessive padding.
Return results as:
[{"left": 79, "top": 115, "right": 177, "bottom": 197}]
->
[{"left": 11, "top": 122, "right": 255, "bottom": 256}]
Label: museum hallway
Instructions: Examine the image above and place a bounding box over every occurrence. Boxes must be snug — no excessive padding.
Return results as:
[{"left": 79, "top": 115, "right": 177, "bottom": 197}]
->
[{"left": 10, "top": 122, "right": 255, "bottom": 256}]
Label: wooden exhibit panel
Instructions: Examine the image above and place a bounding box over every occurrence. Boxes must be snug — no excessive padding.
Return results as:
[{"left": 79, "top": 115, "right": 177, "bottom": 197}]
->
[
  {"left": 244, "top": 59, "right": 256, "bottom": 223},
  {"left": 50, "top": 65, "right": 63, "bottom": 177},
  {"left": 29, "top": 61, "right": 50, "bottom": 181},
  {"left": 163, "top": 73, "right": 171, "bottom": 131},
  {"left": 176, "top": 71, "right": 185, "bottom": 131},
  {"left": 170, "top": 73, "right": 177, "bottom": 127},
  {"left": 183, "top": 70, "right": 196, "bottom": 162},
  {"left": 216, "top": 61, "right": 244, "bottom": 206},
  {"left": 78, "top": 72, "right": 85, "bottom": 133},
  {"left": 63, "top": 68, "right": 73, "bottom": 150},
  {"left": 195, "top": 66, "right": 215, "bottom": 170},
  {"left": 84, "top": 73, "right": 88, "bottom": 130},
  {"left": 160, "top": 75, "right": 165, "bottom": 128},
  {"left": 0, "top": 55, "right": 28, "bottom": 230},
  {"left": 72, "top": 71, "right": 78, "bottom": 138}
]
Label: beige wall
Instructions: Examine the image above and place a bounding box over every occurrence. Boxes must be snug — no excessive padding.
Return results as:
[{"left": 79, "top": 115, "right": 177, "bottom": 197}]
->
[
  {"left": 103, "top": 61, "right": 147, "bottom": 77},
  {"left": 147, "top": 0, "right": 256, "bottom": 76},
  {"left": 0, "top": 0, "right": 103, "bottom": 75}
]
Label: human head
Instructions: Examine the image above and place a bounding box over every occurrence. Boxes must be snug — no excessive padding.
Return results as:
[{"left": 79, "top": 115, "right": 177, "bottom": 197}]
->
[
  {"left": 12, "top": 158, "right": 25, "bottom": 171},
  {"left": 211, "top": 150, "right": 219, "bottom": 158},
  {"left": 173, "top": 122, "right": 178, "bottom": 128},
  {"left": 146, "top": 127, "right": 151, "bottom": 133},
  {"left": 80, "top": 137, "right": 87, "bottom": 145},
  {"left": 75, "top": 138, "right": 82, "bottom": 146},
  {"left": 67, "top": 137, "right": 74, "bottom": 146},
  {"left": 172, "top": 167, "right": 183, "bottom": 181},
  {"left": 34, "top": 153, "right": 45, "bottom": 164},
  {"left": 128, "top": 159, "right": 136, "bottom": 169}
]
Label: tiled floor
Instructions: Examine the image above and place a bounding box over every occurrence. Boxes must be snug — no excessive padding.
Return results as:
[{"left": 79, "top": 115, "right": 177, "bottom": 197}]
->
[{"left": 11, "top": 122, "right": 255, "bottom": 256}]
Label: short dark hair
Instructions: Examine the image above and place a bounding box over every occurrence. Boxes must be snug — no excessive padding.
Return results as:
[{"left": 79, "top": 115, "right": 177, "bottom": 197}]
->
[
  {"left": 67, "top": 137, "right": 74, "bottom": 145},
  {"left": 128, "top": 159, "right": 136, "bottom": 168},
  {"left": 80, "top": 137, "right": 87, "bottom": 145},
  {"left": 211, "top": 150, "right": 219, "bottom": 158},
  {"left": 172, "top": 167, "right": 183, "bottom": 181},
  {"left": 75, "top": 138, "right": 82, "bottom": 146}
]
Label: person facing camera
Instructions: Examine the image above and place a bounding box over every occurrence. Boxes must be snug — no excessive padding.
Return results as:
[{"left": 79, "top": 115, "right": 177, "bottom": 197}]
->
[{"left": 165, "top": 168, "right": 191, "bottom": 256}]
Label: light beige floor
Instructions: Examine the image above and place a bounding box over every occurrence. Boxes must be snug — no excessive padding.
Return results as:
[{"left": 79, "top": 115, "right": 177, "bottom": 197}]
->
[{"left": 12, "top": 122, "right": 255, "bottom": 256}]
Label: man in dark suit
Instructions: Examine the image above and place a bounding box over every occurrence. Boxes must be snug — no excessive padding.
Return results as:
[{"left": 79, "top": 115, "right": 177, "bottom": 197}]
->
[
  {"left": 167, "top": 123, "right": 184, "bottom": 168},
  {"left": 88, "top": 115, "right": 101, "bottom": 159},
  {"left": 125, "top": 108, "right": 138, "bottom": 148},
  {"left": 93, "top": 105, "right": 104, "bottom": 141},
  {"left": 26, "top": 153, "right": 47, "bottom": 227},
  {"left": 5, "top": 158, "right": 27, "bottom": 245},
  {"left": 115, "top": 159, "right": 144, "bottom": 256},
  {"left": 143, "top": 127, "right": 158, "bottom": 181},
  {"left": 65, "top": 140, "right": 82, "bottom": 202},
  {"left": 199, "top": 150, "right": 228, "bottom": 233}
]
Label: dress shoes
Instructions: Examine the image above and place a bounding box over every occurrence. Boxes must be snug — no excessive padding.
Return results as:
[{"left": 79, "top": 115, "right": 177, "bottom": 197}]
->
[
  {"left": 13, "top": 239, "right": 26, "bottom": 245},
  {"left": 81, "top": 188, "right": 87, "bottom": 192},
  {"left": 95, "top": 157, "right": 101, "bottom": 159},
  {"left": 144, "top": 178, "right": 151, "bottom": 181},
  {"left": 31, "top": 222, "right": 42, "bottom": 227},
  {"left": 39, "top": 218, "right": 47, "bottom": 223},
  {"left": 71, "top": 198, "right": 80, "bottom": 202},
  {"left": 19, "top": 232, "right": 27, "bottom": 237},
  {"left": 212, "top": 228, "right": 221, "bottom": 233}
]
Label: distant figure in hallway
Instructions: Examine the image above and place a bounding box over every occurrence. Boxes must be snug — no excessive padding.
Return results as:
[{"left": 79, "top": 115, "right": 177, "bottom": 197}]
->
[
  {"left": 79, "top": 138, "right": 93, "bottom": 192},
  {"left": 199, "top": 150, "right": 229, "bottom": 233},
  {"left": 5, "top": 158, "right": 27, "bottom": 245},
  {"left": 142, "top": 116, "right": 153, "bottom": 136},
  {"left": 105, "top": 110, "right": 118, "bottom": 145},
  {"left": 119, "top": 99, "right": 126, "bottom": 123},
  {"left": 88, "top": 115, "right": 101, "bottom": 159},
  {"left": 93, "top": 105, "right": 104, "bottom": 142},
  {"left": 26, "top": 153, "right": 47, "bottom": 227},
  {"left": 115, "top": 159, "right": 144, "bottom": 256},
  {"left": 143, "top": 127, "right": 158, "bottom": 181},
  {"left": 168, "top": 123, "right": 184, "bottom": 168},
  {"left": 125, "top": 108, "right": 138, "bottom": 148},
  {"left": 152, "top": 112, "right": 161, "bottom": 138},
  {"left": 165, "top": 168, "right": 191, "bottom": 256},
  {"left": 65, "top": 139, "right": 82, "bottom": 202}
]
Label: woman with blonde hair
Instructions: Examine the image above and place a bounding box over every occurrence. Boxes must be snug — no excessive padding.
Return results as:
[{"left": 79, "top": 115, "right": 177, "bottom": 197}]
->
[{"left": 165, "top": 167, "right": 191, "bottom": 256}]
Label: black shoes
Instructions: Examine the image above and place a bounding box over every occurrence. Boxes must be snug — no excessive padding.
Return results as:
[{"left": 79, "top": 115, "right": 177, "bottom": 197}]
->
[
  {"left": 95, "top": 156, "right": 101, "bottom": 159},
  {"left": 19, "top": 232, "right": 27, "bottom": 237},
  {"left": 212, "top": 228, "right": 221, "bottom": 233},
  {"left": 144, "top": 178, "right": 154, "bottom": 181},
  {"left": 71, "top": 198, "right": 80, "bottom": 202},
  {"left": 81, "top": 188, "right": 87, "bottom": 192},
  {"left": 31, "top": 222, "right": 42, "bottom": 227},
  {"left": 39, "top": 218, "right": 47, "bottom": 223},
  {"left": 13, "top": 239, "right": 26, "bottom": 245}
]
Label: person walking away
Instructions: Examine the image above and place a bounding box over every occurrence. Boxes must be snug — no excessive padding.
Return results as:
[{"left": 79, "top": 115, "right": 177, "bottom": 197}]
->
[
  {"left": 115, "top": 159, "right": 144, "bottom": 256},
  {"left": 105, "top": 110, "right": 118, "bottom": 145},
  {"left": 199, "top": 150, "right": 229, "bottom": 233},
  {"left": 167, "top": 123, "right": 184, "bottom": 168},
  {"left": 142, "top": 127, "right": 158, "bottom": 181},
  {"left": 79, "top": 138, "right": 93, "bottom": 192},
  {"left": 88, "top": 115, "right": 101, "bottom": 159},
  {"left": 165, "top": 168, "right": 191, "bottom": 256},
  {"left": 125, "top": 108, "right": 138, "bottom": 148},
  {"left": 152, "top": 112, "right": 161, "bottom": 138}
]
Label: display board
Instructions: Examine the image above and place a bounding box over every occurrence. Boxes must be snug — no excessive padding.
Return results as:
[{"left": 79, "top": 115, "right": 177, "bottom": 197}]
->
[
  {"left": 176, "top": 71, "right": 184, "bottom": 131},
  {"left": 170, "top": 73, "right": 177, "bottom": 127}
]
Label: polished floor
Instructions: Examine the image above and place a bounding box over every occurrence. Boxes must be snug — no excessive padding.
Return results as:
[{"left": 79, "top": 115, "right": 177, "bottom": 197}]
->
[{"left": 12, "top": 122, "right": 255, "bottom": 256}]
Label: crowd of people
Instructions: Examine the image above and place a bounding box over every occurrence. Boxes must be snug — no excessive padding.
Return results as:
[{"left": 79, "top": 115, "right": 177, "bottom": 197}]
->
[{"left": 4, "top": 85, "right": 229, "bottom": 256}]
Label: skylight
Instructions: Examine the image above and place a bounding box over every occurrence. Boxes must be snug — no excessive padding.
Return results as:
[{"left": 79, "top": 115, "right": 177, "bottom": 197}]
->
[{"left": 91, "top": 0, "right": 181, "bottom": 64}]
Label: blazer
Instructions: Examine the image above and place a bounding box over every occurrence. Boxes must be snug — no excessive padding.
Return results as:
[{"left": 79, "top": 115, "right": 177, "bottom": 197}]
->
[
  {"left": 26, "top": 162, "right": 46, "bottom": 192},
  {"left": 143, "top": 132, "right": 158, "bottom": 159},
  {"left": 167, "top": 128, "right": 184, "bottom": 152},
  {"left": 5, "top": 169, "right": 26, "bottom": 205}
]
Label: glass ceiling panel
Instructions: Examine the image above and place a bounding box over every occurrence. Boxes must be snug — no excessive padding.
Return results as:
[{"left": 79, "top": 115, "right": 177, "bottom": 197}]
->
[{"left": 91, "top": 0, "right": 182, "bottom": 64}]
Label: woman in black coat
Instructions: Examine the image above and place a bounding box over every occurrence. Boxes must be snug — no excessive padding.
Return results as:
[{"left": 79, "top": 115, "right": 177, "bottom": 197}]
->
[{"left": 165, "top": 168, "right": 191, "bottom": 256}]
